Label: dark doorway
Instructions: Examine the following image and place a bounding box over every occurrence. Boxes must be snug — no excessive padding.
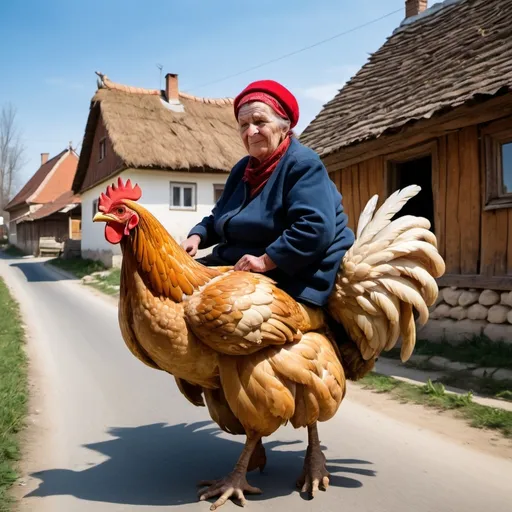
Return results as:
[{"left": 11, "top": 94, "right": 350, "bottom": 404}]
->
[{"left": 390, "top": 155, "right": 435, "bottom": 233}]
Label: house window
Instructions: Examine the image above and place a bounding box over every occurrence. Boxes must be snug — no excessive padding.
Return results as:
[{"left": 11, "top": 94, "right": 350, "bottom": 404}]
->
[
  {"left": 213, "top": 184, "right": 224, "bottom": 203},
  {"left": 170, "top": 182, "right": 196, "bottom": 210},
  {"left": 92, "top": 199, "right": 99, "bottom": 219},
  {"left": 483, "top": 120, "right": 512, "bottom": 209},
  {"left": 99, "top": 138, "right": 106, "bottom": 161}
]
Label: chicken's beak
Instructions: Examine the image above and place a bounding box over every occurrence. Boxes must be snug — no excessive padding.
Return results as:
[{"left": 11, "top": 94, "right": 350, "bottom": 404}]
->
[{"left": 93, "top": 212, "right": 115, "bottom": 223}]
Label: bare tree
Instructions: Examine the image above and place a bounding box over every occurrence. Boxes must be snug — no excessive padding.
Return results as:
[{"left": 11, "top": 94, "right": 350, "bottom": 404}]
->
[{"left": 0, "top": 103, "right": 26, "bottom": 212}]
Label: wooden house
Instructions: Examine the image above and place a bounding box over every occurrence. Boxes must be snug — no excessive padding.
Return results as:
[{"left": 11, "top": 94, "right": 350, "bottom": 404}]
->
[
  {"left": 4, "top": 146, "right": 81, "bottom": 256},
  {"left": 72, "top": 72, "right": 246, "bottom": 267},
  {"left": 301, "top": 0, "right": 512, "bottom": 342}
]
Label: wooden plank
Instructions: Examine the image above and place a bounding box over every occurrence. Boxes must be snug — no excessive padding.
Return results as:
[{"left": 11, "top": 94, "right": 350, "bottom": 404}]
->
[
  {"left": 458, "top": 126, "right": 481, "bottom": 274},
  {"left": 480, "top": 211, "right": 497, "bottom": 276},
  {"left": 336, "top": 169, "right": 342, "bottom": 196},
  {"left": 434, "top": 136, "right": 447, "bottom": 260},
  {"left": 358, "top": 160, "right": 371, "bottom": 213},
  {"left": 340, "top": 167, "right": 356, "bottom": 232},
  {"left": 508, "top": 209, "right": 512, "bottom": 275},
  {"left": 445, "top": 132, "right": 461, "bottom": 274},
  {"left": 321, "top": 97, "right": 512, "bottom": 170},
  {"left": 438, "top": 274, "right": 512, "bottom": 291},
  {"left": 351, "top": 164, "right": 362, "bottom": 234},
  {"left": 495, "top": 209, "right": 509, "bottom": 275},
  {"left": 367, "top": 156, "right": 384, "bottom": 210}
]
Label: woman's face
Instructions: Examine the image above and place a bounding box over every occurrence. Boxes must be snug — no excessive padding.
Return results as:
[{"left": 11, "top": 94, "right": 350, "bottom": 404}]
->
[{"left": 237, "top": 102, "right": 289, "bottom": 161}]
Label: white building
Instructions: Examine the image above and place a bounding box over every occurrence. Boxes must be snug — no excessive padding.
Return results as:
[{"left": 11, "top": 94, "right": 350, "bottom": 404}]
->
[{"left": 72, "top": 72, "right": 246, "bottom": 267}]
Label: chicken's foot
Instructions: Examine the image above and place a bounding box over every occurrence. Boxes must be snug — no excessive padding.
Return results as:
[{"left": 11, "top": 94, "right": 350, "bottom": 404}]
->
[
  {"left": 198, "top": 435, "right": 263, "bottom": 510},
  {"left": 297, "top": 422, "right": 330, "bottom": 498}
]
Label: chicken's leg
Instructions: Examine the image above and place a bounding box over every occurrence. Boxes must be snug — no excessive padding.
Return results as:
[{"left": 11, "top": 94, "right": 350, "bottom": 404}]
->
[
  {"left": 297, "top": 422, "right": 330, "bottom": 497},
  {"left": 198, "top": 435, "right": 263, "bottom": 510},
  {"left": 247, "top": 438, "right": 266, "bottom": 472}
]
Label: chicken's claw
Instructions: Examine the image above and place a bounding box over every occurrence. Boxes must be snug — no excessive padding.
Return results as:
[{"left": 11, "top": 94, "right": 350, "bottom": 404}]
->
[
  {"left": 198, "top": 472, "right": 262, "bottom": 510},
  {"left": 296, "top": 446, "right": 330, "bottom": 499}
]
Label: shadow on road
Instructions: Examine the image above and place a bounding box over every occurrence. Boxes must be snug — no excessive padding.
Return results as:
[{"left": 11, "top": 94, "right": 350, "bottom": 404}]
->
[
  {"left": 9, "top": 261, "right": 73, "bottom": 282},
  {"left": 26, "top": 421, "right": 375, "bottom": 507}
]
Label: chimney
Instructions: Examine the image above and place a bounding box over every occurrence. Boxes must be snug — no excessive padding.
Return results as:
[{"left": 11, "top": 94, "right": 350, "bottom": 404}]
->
[
  {"left": 405, "top": 0, "right": 428, "bottom": 18},
  {"left": 165, "top": 73, "right": 179, "bottom": 102},
  {"left": 41, "top": 153, "right": 49, "bottom": 165}
]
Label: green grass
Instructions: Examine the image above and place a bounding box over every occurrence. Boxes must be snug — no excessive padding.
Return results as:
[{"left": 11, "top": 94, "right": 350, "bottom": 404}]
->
[
  {"left": 0, "top": 246, "right": 25, "bottom": 258},
  {"left": 439, "top": 374, "right": 512, "bottom": 402},
  {"left": 48, "top": 257, "right": 121, "bottom": 296},
  {"left": 0, "top": 278, "right": 28, "bottom": 511},
  {"left": 358, "top": 373, "right": 512, "bottom": 438},
  {"left": 386, "top": 337, "right": 512, "bottom": 370},
  {"left": 87, "top": 268, "right": 121, "bottom": 296},
  {"left": 48, "top": 257, "right": 106, "bottom": 279}
]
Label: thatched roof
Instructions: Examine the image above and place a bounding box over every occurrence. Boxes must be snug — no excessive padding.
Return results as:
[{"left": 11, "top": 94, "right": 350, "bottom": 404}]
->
[
  {"left": 73, "top": 73, "right": 246, "bottom": 193},
  {"left": 301, "top": 0, "right": 512, "bottom": 157}
]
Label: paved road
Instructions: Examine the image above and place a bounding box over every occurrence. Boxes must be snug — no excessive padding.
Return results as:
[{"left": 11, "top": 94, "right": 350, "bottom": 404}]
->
[{"left": 1, "top": 255, "right": 511, "bottom": 512}]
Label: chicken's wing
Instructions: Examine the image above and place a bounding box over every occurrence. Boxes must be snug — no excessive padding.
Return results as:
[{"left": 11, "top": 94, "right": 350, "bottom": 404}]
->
[{"left": 184, "top": 272, "right": 309, "bottom": 355}]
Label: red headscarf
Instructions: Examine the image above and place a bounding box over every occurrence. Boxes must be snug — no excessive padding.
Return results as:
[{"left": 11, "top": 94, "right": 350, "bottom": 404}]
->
[{"left": 234, "top": 80, "right": 300, "bottom": 198}]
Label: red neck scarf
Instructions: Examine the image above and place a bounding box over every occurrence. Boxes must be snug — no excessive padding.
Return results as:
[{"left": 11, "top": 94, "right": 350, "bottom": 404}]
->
[{"left": 243, "top": 135, "right": 291, "bottom": 198}]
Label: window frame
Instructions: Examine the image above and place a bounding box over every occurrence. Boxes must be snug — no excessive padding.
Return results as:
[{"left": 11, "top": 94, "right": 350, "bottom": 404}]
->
[
  {"left": 213, "top": 183, "right": 224, "bottom": 203},
  {"left": 92, "top": 199, "right": 99, "bottom": 219},
  {"left": 99, "top": 137, "right": 106, "bottom": 161},
  {"left": 169, "top": 181, "right": 197, "bottom": 211},
  {"left": 482, "top": 119, "right": 512, "bottom": 210}
]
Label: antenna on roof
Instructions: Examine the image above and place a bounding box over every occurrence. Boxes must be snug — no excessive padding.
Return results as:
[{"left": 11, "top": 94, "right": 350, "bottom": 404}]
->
[{"left": 156, "top": 63, "right": 163, "bottom": 90}]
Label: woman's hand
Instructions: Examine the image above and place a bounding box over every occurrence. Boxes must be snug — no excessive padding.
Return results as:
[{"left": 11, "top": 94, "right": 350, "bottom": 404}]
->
[
  {"left": 180, "top": 235, "right": 201, "bottom": 256},
  {"left": 234, "top": 253, "right": 277, "bottom": 273}
]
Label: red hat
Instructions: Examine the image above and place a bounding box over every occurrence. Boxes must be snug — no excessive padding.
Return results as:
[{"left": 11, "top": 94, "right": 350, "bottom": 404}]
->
[{"left": 234, "top": 80, "right": 299, "bottom": 128}]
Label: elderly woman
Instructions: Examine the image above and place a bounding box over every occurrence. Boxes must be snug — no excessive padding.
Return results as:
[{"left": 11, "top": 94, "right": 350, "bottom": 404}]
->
[{"left": 181, "top": 80, "right": 354, "bottom": 307}]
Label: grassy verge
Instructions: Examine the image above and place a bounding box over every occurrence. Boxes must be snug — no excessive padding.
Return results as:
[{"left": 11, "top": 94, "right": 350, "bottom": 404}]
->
[
  {"left": 357, "top": 372, "right": 512, "bottom": 438},
  {"left": 87, "top": 269, "right": 121, "bottom": 296},
  {"left": 48, "top": 257, "right": 106, "bottom": 278},
  {"left": 438, "top": 373, "right": 512, "bottom": 402},
  {"left": 0, "top": 246, "right": 25, "bottom": 258},
  {"left": 47, "top": 257, "right": 121, "bottom": 296},
  {"left": 0, "top": 278, "right": 28, "bottom": 511},
  {"left": 385, "top": 337, "right": 512, "bottom": 370}
]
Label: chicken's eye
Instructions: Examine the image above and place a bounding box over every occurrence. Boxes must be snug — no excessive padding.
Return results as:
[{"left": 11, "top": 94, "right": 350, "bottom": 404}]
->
[{"left": 116, "top": 207, "right": 125, "bottom": 215}]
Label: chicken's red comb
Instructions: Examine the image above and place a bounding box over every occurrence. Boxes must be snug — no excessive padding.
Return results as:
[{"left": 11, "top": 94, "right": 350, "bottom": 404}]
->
[{"left": 98, "top": 177, "right": 142, "bottom": 212}]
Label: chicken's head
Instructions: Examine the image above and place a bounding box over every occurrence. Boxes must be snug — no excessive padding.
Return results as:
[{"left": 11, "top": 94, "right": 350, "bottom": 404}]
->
[{"left": 93, "top": 177, "right": 142, "bottom": 244}]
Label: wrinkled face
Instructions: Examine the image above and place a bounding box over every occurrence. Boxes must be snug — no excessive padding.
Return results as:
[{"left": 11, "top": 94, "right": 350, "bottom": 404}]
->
[
  {"left": 93, "top": 200, "right": 139, "bottom": 244},
  {"left": 237, "top": 102, "right": 289, "bottom": 161}
]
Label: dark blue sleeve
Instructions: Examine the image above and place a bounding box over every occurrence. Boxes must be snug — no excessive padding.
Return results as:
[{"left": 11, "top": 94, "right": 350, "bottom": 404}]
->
[
  {"left": 187, "top": 157, "right": 248, "bottom": 249},
  {"left": 188, "top": 206, "right": 221, "bottom": 249},
  {"left": 266, "top": 158, "right": 341, "bottom": 274}
]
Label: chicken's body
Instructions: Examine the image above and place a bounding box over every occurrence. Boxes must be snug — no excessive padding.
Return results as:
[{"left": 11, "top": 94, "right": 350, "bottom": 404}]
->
[
  {"left": 93, "top": 179, "right": 445, "bottom": 510},
  {"left": 119, "top": 232, "right": 346, "bottom": 431}
]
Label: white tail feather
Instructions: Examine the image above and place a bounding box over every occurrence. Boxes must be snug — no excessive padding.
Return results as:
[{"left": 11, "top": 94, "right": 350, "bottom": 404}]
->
[{"left": 328, "top": 185, "right": 446, "bottom": 366}]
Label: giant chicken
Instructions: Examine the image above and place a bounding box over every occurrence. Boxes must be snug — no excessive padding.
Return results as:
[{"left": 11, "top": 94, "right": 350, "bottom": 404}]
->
[{"left": 93, "top": 177, "right": 445, "bottom": 510}]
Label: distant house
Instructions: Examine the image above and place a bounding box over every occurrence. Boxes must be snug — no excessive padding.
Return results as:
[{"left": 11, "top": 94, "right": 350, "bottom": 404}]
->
[
  {"left": 300, "top": 0, "right": 512, "bottom": 341},
  {"left": 72, "top": 72, "right": 246, "bottom": 267},
  {"left": 4, "top": 146, "right": 81, "bottom": 255}
]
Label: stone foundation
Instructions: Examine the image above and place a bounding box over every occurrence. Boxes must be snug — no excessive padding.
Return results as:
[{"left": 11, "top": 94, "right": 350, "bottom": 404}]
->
[
  {"left": 419, "top": 287, "right": 512, "bottom": 343},
  {"left": 81, "top": 249, "right": 123, "bottom": 269}
]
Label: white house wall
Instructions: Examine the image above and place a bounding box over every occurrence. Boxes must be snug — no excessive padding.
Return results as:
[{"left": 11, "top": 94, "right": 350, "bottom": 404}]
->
[{"left": 81, "top": 169, "right": 228, "bottom": 267}]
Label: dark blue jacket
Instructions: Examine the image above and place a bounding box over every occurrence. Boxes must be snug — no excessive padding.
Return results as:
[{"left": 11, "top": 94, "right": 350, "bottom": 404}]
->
[{"left": 188, "top": 138, "right": 355, "bottom": 306}]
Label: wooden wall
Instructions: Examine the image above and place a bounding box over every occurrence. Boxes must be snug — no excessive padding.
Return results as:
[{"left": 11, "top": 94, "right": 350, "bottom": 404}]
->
[
  {"left": 328, "top": 125, "right": 512, "bottom": 281},
  {"left": 330, "top": 156, "right": 386, "bottom": 234},
  {"left": 17, "top": 217, "right": 69, "bottom": 256}
]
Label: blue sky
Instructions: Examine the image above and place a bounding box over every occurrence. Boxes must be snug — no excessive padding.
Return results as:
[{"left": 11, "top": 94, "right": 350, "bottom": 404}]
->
[{"left": 0, "top": 0, "right": 404, "bottom": 191}]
